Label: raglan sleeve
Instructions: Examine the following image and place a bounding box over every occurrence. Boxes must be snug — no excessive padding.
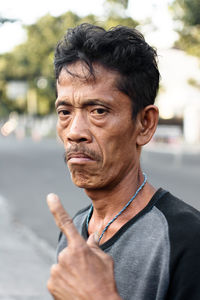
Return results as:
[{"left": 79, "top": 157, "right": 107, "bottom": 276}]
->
[
  {"left": 155, "top": 192, "right": 200, "bottom": 300},
  {"left": 166, "top": 209, "right": 200, "bottom": 299}
]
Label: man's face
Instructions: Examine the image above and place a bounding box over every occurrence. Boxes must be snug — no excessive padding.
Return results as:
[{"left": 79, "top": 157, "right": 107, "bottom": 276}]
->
[{"left": 56, "top": 62, "right": 140, "bottom": 190}]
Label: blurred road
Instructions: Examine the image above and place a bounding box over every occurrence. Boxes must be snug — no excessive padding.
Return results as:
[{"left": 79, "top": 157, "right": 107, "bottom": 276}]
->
[
  {"left": 0, "top": 136, "right": 90, "bottom": 250},
  {"left": 1, "top": 136, "right": 200, "bottom": 249},
  {"left": 1, "top": 136, "right": 200, "bottom": 298}
]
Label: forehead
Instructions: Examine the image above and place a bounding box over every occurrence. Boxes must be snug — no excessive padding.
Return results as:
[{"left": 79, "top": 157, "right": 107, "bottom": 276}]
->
[
  {"left": 56, "top": 62, "right": 133, "bottom": 113},
  {"left": 57, "top": 62, "right": 119, "bottom": 91}
]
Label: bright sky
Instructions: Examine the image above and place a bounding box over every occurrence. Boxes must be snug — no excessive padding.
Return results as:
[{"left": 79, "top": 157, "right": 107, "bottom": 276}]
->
[{"left": 0, "top": 0, "right": 178, "bottom": 53}]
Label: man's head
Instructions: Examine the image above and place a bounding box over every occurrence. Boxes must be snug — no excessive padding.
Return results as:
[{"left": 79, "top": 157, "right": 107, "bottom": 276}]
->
[
  {"left": 54, "top": 23, "right": 160, "bottom": 118},
  {"left": 54, "top": 24, "right": 159, "bottom": 190}
]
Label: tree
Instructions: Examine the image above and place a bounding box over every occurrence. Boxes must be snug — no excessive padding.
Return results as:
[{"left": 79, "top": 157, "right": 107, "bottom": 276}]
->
[
  {"left": 106, "top": 0, "right": 129, "bottom": 9},
  {"left": 0, "top": 3, "right": 137, "bottom": 116},
  {"left": 0, "top": 12, "right": 83, "bottom": 116},
  {"left": 171, "top": 0, "right": 200, "bottom": 57},
  {"left": 171, "top": 0, "right": 200, "bottom": 26}
]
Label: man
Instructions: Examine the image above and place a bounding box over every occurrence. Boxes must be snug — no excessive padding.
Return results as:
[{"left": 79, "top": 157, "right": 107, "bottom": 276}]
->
[{"left": 47, "top": 24, "right": 200, "bottom": 300}]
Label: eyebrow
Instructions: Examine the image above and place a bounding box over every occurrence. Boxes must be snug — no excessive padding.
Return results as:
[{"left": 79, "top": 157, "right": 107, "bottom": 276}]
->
[
  {"left": 55, "top": 99, "right": 109, "bottom": 109},
  {"left": 55, "top": 100, "right": 69, "bottom": 109}
]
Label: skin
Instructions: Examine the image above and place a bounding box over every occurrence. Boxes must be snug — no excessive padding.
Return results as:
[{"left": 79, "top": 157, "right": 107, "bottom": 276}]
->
[{"left": 47, "top": 61, "right": 159, "bottom": 299}]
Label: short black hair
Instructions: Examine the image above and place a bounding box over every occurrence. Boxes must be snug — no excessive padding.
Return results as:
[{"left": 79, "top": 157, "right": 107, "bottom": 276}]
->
[{"left": 54, "top": 23, "right": 160, "bottom": 117}]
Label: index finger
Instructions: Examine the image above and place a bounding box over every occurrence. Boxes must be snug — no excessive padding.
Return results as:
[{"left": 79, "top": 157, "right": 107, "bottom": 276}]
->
[{"left": 47, "top": 193, "right": 85, "bottom": 247}]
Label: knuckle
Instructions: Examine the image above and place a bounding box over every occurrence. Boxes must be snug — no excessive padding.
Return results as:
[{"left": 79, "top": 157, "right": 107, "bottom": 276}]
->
[
  {"left": 47, "top": 278, "right": 55, "bottom": 293},
  {"left": 50, "top": 264, "right": 60, "bottom": 277},
  {"left": 58, "top": 249, "right": 66, "bottom": 262}
]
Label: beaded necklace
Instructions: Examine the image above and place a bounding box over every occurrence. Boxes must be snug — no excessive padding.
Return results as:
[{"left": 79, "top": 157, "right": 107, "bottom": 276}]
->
[{"left": 86, "top": 172, "right": 147, "bottom": 242}]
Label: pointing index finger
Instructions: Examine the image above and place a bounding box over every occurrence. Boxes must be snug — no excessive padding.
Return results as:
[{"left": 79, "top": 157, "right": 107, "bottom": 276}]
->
[{"left": 47, "top": 193, "right": 85, "bottom": 247}]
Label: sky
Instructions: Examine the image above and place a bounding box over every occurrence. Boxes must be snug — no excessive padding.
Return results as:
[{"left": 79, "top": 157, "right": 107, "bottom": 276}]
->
[{"left": 0, "top": 0, "right": 178, "bottom": 53}]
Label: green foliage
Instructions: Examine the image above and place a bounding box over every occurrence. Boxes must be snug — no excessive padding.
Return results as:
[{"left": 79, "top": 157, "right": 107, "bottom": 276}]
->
[
  {"left": 171, "top": 0, "right": 200, "bottom": 57},
  {"left": 174, "top": 26, "right": 200, "bottom": 57},
  {"left": 104, "top": 16, "right": 138, "bottom": 29},
  {"left": 188, "top": 77, "right": 200, "bottom": 90},
  {"left": 171, "top": 0, "right": 200, "bottom": 26},
  {"left": 0, "top": 5, "right": 137, "bottom": 116},
  {"left": 106, "top": 0, "right": 129, "bottom": 9}
]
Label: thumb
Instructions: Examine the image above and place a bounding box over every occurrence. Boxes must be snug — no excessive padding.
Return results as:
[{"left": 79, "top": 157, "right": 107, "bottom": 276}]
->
[{"left": 87, "top": 232, "right": 100, "bottom": 248}]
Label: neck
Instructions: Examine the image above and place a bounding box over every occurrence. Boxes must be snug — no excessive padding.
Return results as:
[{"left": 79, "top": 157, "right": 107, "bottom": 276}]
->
[
  {"left": 85, "top": 166, "right": 156, "bottom": 244},
  {"left": 85, "top": 167, "right": 149, "bottom": 221}
]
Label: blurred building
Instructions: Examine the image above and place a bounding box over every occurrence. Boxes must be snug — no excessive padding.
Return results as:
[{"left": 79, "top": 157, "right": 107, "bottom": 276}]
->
[{"left": 156, "top": 48, "right": 200, "bottom": 144}]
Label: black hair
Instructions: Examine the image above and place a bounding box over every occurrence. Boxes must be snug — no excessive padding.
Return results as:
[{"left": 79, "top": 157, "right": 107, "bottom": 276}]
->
[{"left": 54, "top": 23, "right": 160, "bottom": 117}]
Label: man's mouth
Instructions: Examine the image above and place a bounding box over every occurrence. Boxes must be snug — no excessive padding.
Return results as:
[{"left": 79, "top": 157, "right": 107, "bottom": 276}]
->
[
  {"left": 64, "top": 146, "right": 102, "bottom": 165},
  {"left": 67, "top": 152, "right": 94, "bottom": 163}
]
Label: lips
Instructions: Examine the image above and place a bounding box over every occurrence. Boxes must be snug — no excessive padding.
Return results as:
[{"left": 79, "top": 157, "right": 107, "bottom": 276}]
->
[{"left": 67, "top": 152, "right": 94, "bottom": 162}]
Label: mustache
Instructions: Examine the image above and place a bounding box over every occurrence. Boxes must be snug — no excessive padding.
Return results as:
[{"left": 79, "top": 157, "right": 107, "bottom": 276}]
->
[{"left": 63, "top": 145, "right": 102, "bottom": 163}]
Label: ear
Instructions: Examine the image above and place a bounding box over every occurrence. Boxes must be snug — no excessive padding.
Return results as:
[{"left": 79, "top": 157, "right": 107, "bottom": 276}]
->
[{"left": 136, "top": 105, "right": 159, "bottom": 146}]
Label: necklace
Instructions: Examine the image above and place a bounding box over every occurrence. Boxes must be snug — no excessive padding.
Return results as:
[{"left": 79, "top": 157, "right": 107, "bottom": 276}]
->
[{"left": 86, "top": 172, "right": 147, "bottom": 242}]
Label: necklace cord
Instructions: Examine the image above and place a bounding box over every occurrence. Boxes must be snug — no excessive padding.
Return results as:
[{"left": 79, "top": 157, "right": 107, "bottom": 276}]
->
[{"left": 86, "top": 172, "right": 147, "bottom": 242}]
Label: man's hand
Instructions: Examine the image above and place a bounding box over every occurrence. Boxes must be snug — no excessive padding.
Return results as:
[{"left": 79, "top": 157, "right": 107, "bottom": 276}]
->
[{"left": 46, "top": 193, "right": 121, "bottom": 300}]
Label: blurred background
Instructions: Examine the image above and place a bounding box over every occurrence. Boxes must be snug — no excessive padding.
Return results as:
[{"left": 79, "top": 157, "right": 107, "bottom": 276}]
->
[{"left": 0, "top": 0, "right": 200, "bottom": 298}]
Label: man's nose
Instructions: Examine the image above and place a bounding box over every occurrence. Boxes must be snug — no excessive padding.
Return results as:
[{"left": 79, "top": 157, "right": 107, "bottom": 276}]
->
[{"left": 67, "top": 111, "right": 92, "bottom": 143}]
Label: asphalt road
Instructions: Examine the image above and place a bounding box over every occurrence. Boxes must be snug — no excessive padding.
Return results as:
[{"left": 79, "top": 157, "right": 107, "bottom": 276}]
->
[{"left": 1, "top": 136, "right": 200, "bottom": 249}]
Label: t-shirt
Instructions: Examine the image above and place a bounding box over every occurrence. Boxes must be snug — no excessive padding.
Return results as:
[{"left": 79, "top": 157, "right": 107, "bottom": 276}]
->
[{"left": 57, "top": 188, "right": 200, "bottom": 300}]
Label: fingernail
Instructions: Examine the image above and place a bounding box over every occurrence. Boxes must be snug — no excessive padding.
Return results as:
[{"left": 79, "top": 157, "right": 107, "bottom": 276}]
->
[{"left": 47, "top": 193, "right": 58, "bottom": 203}]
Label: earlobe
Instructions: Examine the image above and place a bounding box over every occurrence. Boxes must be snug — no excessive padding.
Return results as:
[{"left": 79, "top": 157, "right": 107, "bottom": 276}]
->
[{"left": 136, "top": 105, "right": 159, "bottom": 146}]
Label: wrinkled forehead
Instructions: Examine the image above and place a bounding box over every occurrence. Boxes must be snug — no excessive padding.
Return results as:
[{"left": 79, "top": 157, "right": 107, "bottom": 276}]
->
[{"left": 57, "top": 61, "right": 120, "bottom": 89}]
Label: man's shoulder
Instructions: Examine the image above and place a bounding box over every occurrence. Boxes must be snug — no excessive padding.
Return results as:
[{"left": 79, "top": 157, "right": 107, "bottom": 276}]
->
[
  {"left": 155, "top": 189, "right": 200, "bottom": 224},
  {"left": 155, "top": 189, "right": 200, "bottom": 243},
  {"left": 73, "top": 205, "right": 91, "bottom": 226}
]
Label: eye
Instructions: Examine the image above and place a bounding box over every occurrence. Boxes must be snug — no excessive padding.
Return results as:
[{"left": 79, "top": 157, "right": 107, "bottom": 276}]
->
[
  {"left": 91, "top": 108, "right": 107, "bottom": 115},
  {"left": 58, "top": 110, "right": 70, "bottom": 116}
]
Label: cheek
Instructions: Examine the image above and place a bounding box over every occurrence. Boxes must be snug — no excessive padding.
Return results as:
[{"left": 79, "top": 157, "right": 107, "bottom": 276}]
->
[
  {"left": 56, "top": 121, "right": 65, "bottom": 142},
  {"left": 100, "top": 129, "right": 136, "bottom": 165}
]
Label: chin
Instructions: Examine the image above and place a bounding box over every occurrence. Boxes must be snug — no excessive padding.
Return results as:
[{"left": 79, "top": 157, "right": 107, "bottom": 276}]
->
[
  {"left": 71, "top": 172, "right": 94, "bottom": 188},
  {"left": 70, "top": 171, "right": 105, "bottom": 190}
]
